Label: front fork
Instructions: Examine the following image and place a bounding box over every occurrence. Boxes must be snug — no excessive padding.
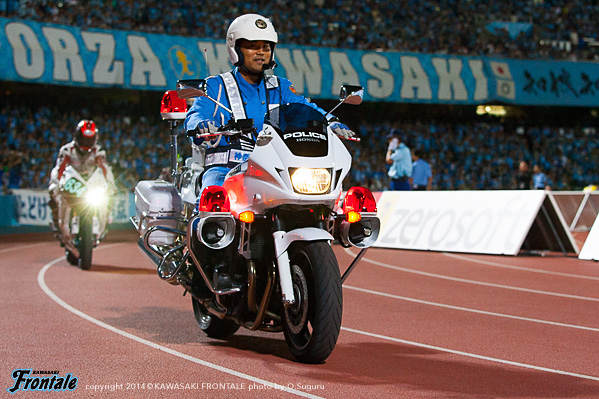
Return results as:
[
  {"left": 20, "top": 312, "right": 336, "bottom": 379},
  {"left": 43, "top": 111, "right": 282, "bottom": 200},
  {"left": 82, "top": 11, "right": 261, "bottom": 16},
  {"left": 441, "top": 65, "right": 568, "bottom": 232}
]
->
[
  {"left": 272, "top": 227, "right": 336, "bottom": 307},
  {"left": 272, "top": 231, "right": 295, "bottom": 306}
]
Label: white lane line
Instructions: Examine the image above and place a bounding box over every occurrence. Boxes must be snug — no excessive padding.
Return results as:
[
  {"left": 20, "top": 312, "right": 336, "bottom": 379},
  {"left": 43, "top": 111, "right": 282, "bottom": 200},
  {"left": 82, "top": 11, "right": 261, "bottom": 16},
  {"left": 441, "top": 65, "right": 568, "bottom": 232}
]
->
[
  {"left": 0, "top": 242, "right": 48, "bottom": 254},
  {"left": 341, "top": 327, "right": 599, "bottom": 382},
  {"left": 443, "top": 252, "right": 599, "bottom": 281},
  {"left": 344, "top": 285, "right": 599, "bottom": 332},
  {"left": 37, "top": 259, "right": 323, "bottom": 399},
  {"left": 344, "top": 248, "right": 599, "bottom": 302}
]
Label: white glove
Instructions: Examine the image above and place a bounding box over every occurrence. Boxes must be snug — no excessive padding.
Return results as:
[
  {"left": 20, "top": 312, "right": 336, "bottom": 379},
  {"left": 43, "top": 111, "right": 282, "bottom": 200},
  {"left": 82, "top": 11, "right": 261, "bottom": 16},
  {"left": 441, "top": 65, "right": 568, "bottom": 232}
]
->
[
  {"left": 256, "top": 127, "right": 274, "bottom": 146},
  {"left": 196, "top": 120, "right": 218, "bottom": 135},
  {"left": 388, "top": 138, "right": 399, "bottom": 151},
  {"left": 330, "top": 121, "right": 355, "bottom": 139}
]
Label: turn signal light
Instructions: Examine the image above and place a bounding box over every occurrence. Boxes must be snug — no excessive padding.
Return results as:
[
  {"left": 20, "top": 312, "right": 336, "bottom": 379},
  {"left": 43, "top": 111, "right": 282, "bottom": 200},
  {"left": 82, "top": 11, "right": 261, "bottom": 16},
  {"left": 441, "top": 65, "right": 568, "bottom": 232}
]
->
[
  {"left": 198, "top": 186, "right": 230, "bottom": 212},
  {"left": 239, "top": 211, "right": 255, "bottom": 223},
  {"left": 345, "top": 211, "right": 362, "bottom": 223}
]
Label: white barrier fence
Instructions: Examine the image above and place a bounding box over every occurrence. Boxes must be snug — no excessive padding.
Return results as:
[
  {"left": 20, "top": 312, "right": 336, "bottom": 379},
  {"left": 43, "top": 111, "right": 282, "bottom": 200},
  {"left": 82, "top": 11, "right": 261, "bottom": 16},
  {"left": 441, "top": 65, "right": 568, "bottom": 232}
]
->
[
  {"left": 11, "top": 189, "right": 132, "bottom": 226},
  {"left": 551, "top": 191, "right": 599, "bottom": 232},
  {"left": 374, "top": 190, "right": 578, "bottom": 256},
  {"left": 578, "top": 216, "right": 599, "bottom": 261}
]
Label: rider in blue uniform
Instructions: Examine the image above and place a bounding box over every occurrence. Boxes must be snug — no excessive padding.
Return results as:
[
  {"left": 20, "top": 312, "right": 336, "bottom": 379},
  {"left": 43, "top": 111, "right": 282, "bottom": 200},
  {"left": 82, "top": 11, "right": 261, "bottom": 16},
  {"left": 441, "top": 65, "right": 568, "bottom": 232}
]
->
[{"left": 184, "top": 13, "right": 354, "bottom": 192}]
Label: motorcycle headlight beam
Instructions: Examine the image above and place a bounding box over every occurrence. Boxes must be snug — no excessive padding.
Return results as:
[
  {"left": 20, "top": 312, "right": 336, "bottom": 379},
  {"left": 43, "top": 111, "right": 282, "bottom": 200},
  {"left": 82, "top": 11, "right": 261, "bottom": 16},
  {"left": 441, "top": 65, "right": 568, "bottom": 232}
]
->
[
  {"left": 84, "top": 186, "right": 108, "bottom": 207},
  {"left": 290, "top": 168, "right": 331, "bottom": 194}
]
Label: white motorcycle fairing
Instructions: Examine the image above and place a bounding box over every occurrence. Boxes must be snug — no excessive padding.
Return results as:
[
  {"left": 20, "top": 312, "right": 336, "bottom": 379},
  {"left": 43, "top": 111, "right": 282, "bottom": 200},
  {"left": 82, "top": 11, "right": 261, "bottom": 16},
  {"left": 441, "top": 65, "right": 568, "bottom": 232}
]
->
[
  {"left": 222, "top": 124, "right": 351, "bottom": 217},
  {"left": 56, "top": 166, "right": 111, "bottom": 269}
]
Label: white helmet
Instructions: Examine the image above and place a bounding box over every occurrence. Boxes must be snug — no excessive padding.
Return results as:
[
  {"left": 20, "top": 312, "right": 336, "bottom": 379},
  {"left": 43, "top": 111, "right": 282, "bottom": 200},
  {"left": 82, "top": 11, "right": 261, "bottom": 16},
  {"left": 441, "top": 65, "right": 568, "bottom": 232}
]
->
[{"left": 226, "top": 13, "right": 278, "bottom": 69}]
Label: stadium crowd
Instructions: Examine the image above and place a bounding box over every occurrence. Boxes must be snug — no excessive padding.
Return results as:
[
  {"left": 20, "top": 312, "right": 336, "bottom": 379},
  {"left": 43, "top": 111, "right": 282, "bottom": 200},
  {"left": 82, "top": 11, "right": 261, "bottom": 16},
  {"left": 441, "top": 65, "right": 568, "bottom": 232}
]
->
[
  {"left": 345, "top": 119, "right": 598, "bottom": 191},
  {"left": 2, "top": 0, "right": 598, "bottom": 61},
  {"left": 1, "top": 103, "right": 597, "bottom": 194}
]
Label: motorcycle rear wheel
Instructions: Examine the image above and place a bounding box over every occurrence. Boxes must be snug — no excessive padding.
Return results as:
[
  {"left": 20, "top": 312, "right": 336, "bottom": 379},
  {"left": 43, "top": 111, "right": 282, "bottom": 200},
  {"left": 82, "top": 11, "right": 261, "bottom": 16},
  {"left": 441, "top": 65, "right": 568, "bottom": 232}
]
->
[
  {"left": 191, "top": 297, "right": 240, "bottom": 339},
  {"left": 78, "top": 216, "right": 93, "bottom": 270},
  {"left": 283, "top": 241, "right": 342, "bottom": 364}
]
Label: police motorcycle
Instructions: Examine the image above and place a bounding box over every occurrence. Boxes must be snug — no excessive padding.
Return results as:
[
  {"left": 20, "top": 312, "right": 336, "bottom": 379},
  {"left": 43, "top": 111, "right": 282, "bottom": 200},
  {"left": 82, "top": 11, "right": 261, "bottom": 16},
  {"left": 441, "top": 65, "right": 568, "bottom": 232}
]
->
[
  {"left": 132, "top": 80, "right": 380, "bottom": 363},
  {"left": 56, "top": 166, "right": 111, "bottom": 270}
]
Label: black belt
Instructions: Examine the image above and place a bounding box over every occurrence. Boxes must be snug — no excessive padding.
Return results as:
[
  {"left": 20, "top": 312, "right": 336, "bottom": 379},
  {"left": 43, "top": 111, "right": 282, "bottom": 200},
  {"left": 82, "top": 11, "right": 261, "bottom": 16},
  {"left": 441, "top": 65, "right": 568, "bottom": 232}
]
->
[{"left": 392, "top": 176, "right": 408, "bottom": 182}]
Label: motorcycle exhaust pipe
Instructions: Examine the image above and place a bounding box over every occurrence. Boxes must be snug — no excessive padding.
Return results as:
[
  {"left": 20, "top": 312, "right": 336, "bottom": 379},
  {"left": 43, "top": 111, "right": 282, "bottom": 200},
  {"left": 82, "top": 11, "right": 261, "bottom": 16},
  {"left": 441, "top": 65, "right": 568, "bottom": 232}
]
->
[
  {"left": 338, "top": 217, "right": 380, "bottom": 248},
  {"left": 196, "top": 215, "right": 236, "bottom": 249}
]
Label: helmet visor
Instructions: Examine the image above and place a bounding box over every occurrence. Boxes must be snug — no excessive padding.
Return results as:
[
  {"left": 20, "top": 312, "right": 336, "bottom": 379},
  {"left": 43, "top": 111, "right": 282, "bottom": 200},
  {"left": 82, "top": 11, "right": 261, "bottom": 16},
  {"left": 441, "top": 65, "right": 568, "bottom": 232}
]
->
[{"left": 77, "top": 133, "right": 95, "bottom": 150}]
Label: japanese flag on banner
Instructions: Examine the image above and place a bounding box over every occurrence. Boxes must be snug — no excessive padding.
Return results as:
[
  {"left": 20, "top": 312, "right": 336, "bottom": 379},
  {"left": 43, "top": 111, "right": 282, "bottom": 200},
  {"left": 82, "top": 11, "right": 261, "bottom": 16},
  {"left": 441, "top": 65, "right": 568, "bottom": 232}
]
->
[
  {"left": 489, "top": 61, "right": 515, "bottom": 100},
  {"left": 489, "top": 61, "right": 513, "bottom": 79}
]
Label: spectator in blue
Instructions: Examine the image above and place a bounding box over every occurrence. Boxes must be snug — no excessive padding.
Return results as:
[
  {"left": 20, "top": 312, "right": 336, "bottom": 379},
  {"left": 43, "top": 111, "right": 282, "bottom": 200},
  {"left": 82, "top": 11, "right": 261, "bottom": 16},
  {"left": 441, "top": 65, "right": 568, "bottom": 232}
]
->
[
  {"left": 385, "top": 130, "right": 412, "bottom": 191},
  {"left": 411, "top": 149, "right": 433, "bottom": 191},
  {"left": 532, "top": 164, "right": 551, "bottom": 190}
]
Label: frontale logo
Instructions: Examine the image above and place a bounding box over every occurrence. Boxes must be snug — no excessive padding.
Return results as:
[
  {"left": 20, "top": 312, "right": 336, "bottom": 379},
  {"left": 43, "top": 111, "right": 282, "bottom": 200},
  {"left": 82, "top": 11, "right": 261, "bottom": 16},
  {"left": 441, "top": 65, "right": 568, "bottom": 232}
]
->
[
  {"left": 167, "top": 46, "right": 200, "bottom": 80},
  {"left": 7, "top": 369, "right": 78, "bottom": 394}
]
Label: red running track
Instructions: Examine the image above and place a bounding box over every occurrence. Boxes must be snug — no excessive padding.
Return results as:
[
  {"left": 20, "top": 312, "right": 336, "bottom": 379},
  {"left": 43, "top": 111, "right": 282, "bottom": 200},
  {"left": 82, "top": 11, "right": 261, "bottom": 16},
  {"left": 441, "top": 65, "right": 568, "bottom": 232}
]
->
[{"left": 1, "top": 229, "right": 598, "bottom": 398}]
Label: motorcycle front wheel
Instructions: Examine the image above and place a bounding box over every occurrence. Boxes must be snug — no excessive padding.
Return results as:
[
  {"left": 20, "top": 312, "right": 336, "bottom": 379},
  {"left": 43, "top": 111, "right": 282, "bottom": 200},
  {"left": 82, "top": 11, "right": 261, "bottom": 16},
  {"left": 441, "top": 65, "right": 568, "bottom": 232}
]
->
[
  {"left": 283, "top": 241, "right": 342, "bottom": 364},
  {"left": 78, "top": 215, "right": 93, "bottom": 270},
  {"left": 191, "top": 297, "right": 240, "bottom": 339}
]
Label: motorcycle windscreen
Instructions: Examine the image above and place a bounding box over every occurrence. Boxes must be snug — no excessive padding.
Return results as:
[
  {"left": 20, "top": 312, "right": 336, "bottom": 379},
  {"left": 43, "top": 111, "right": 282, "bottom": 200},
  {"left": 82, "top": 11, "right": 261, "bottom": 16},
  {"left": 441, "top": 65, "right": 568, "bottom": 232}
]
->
[{"left": 267, "top": 103, "right": 328, "bottom": 157}]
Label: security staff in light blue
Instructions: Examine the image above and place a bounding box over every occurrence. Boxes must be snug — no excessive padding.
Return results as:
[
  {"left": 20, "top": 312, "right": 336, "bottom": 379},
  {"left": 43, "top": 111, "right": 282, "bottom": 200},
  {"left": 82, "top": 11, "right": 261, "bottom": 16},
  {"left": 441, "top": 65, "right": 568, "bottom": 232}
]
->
[
  {"left": 385, "top": 130, "right": 412, "bottom": 191},
  {"left": 184, "top": 13, "right": 354, "bottom": 192}
]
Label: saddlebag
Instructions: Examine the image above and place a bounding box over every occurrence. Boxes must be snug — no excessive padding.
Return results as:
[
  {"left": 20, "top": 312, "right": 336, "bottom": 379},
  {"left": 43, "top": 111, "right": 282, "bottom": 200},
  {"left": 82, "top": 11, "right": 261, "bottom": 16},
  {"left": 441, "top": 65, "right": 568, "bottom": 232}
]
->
[{"left": 134, "top": 180, "right": 182, "bottom": 245}]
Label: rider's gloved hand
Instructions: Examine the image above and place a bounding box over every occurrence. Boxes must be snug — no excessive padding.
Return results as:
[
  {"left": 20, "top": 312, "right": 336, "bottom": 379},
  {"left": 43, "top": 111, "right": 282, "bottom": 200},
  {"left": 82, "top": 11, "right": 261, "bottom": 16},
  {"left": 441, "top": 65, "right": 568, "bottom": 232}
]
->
[
  {"left": 256, "top": 127, "right": 274, "bottom": 146},
  {"left": 388, "top": 138, "right": 399, "bottom": 151},
  {"left": 330, "top": 120, "right": 355, "bottom": 140},
  {"left": 196, "top": 120, "right": 218, "bottom": 135}
]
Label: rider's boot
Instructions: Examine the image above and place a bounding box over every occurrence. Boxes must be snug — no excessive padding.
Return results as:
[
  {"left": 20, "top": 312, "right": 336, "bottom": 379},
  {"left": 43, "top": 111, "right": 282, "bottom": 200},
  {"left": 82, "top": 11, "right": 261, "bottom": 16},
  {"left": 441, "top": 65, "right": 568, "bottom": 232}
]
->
[{"left": 48, "top": 197, "right": 64, "bottom": 244}]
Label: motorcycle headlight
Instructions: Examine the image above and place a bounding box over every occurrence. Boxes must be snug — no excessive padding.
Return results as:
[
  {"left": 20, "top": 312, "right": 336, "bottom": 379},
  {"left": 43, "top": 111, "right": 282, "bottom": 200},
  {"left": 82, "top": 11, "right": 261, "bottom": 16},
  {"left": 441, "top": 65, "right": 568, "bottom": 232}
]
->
[
  {"left": 290, "top": 168, "right": 331, "bottom": 194},
  {"left": 84, "top": 186, "right": 108, "bottom": 207}
]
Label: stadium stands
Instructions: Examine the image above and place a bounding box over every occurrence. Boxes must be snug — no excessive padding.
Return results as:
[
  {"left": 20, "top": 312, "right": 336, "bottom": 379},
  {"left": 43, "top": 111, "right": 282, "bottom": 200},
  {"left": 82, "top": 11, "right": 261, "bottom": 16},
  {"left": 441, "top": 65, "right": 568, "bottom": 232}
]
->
[
  {"left": 2, "top": 0, "right": 598, "bottom": 61},
  {"left": 1, "top": 103, "right": 597, "bottom": 194}
]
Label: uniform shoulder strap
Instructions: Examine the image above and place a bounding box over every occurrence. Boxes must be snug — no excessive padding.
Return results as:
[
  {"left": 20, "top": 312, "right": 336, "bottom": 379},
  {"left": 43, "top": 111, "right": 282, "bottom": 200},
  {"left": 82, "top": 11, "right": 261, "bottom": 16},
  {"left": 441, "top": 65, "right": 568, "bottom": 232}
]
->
[
  {"left": 264, "top": 74, "right": 279, "bottom": 89},
  {"left": 219, "top": 72, "right": 247, "bottom": 120}
]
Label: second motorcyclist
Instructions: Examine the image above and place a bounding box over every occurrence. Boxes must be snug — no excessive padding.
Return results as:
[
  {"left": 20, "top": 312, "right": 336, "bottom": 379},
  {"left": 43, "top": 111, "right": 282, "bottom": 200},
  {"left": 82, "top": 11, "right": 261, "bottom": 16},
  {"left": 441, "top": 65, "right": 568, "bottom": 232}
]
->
[
  {"left": 184, "top": 13, "right": 355, "bottom": 194},
  {"left": 48, "top": 119, "right": 115, "bottom": 238}
]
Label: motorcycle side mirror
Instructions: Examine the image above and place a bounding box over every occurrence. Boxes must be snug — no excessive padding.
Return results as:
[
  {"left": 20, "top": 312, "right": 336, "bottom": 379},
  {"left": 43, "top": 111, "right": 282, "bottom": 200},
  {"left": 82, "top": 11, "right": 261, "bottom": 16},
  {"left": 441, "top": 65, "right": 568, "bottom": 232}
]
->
[
  {"left": 325, "top": 84, "right": 364, "bottom": 120},
  {"left": 339, "top": 85, "right": 364, "bottom": 105},
  {"left": 176, "top": 79, "right": 235, "bottom": 116},
  {"left": 177, "top": 79, "right": 208, "bottom": 99}
]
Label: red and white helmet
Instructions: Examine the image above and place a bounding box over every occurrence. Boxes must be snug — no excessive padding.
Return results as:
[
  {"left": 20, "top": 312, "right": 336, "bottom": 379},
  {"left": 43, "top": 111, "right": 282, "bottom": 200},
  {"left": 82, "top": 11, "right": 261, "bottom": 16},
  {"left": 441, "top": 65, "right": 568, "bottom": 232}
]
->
[
  {"left": 226, "top": 13, "right": 278, "bottom": 69},
  {"left": 75, "top": 120, "right": 97, "bottom": 152}
]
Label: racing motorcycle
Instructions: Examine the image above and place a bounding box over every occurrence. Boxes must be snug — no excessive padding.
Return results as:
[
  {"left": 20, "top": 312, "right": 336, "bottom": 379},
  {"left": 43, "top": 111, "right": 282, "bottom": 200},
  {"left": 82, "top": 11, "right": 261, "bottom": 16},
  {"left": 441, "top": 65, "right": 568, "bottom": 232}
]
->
[
  {"left": 132, "top": 81, "right": 380, "bottom": 363},
  {"left": 56, "top": 166, "right": 111, "bottom": 270}
]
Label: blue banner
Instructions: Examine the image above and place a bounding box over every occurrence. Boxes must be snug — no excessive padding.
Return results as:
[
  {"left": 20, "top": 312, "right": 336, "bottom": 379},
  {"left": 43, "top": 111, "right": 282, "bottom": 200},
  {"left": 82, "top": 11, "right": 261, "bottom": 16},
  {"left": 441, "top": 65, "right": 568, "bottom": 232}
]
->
[{"left": 1, "top": 17, "right": 598, "bottom": 106}]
